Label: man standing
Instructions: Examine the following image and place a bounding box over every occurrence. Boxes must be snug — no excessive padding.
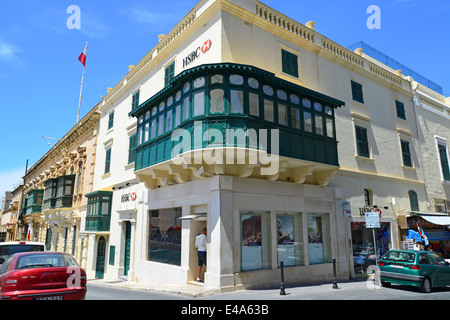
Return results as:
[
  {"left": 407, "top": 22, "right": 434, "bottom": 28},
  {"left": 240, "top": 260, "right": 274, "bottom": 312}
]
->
[{"left": 195, "top": 228, "right": 207, "bottom": 282}]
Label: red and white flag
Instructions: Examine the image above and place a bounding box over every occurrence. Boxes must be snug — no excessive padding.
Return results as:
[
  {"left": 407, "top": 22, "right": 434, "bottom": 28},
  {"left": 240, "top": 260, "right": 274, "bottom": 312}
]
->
[
  {"left": 27, "top": 224, "right": 33, "bottom": 241},
  {"left": 78, "top": 44, "right": 87, "bottom": 67}
]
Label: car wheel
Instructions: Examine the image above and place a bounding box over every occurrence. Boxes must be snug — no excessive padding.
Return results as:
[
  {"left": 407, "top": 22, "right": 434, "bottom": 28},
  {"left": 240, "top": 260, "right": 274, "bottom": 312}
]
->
[
  {"left": 420, "top": 278, "right": 432, "bottom": 293},
  {"left": 381, "top": 281, "right": 391, "bottom": 288}
]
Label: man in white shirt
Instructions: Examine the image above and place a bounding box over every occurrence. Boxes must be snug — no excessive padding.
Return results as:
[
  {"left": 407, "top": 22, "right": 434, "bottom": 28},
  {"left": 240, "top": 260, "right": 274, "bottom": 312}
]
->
[{"left": 195, "top": 228, "right": 207, "bottom": 282}]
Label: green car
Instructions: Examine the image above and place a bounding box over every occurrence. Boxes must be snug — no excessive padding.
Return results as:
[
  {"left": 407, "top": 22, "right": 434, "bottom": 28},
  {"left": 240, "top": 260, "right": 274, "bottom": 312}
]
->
[{"left": 378, "top": 250, "right": 450, "bottom": 293}]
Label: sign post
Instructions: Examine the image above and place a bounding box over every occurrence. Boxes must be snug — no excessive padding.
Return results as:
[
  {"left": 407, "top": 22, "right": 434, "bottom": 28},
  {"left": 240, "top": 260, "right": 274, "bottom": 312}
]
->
[{"left": 365, "top": 211, "right": 380, "bottom": 267}]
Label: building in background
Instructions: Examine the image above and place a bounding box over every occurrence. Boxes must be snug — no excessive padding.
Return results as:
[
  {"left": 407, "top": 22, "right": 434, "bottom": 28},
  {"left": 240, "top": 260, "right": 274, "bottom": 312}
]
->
[{"left": 19, "top": 106, "right": 100, "bottom": 268}]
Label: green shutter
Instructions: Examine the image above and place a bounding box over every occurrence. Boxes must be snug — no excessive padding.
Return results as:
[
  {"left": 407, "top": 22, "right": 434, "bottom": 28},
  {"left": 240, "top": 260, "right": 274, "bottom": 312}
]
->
[
  {"left": 281, "top": 49, "right": 298, "bottom": 77},
  {"left": 409, "top": 190, "right": 419, "bottom": 211},
  {"left": 105, "top": 148, "right": 111, "bottom": 174},
  {"left": 401, "top": 140, "right": 412, "bottom": 167},
  {"left": 351, "top": 81, "right": 364, "bottom": 103},
  {"left": 438, "top": 144, "right": 450, "bottom": 180},
  {"left": 396, "top": 100, "right": 406, "bottom": 120},
  {"left": 355, "top": 125, "right": 369, "bottom": 157}
]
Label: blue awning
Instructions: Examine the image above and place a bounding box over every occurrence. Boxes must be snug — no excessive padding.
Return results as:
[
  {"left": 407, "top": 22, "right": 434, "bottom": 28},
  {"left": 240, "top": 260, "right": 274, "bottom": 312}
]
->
[
  {"left": 423, "top": 229, "right": 450, "bottom": 242},
  {"left": 406, "top": 229, "right": 422, "bottom": 241}
]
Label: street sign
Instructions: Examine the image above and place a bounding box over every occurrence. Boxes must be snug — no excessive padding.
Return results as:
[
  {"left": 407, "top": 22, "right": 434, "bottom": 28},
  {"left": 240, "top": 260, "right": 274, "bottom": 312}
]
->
[
  {"left": 342, "top": 201, "right": 351, "bottom": 217},
  {"left": 365, "top": 211, "right": 380, "bottom": 228}
]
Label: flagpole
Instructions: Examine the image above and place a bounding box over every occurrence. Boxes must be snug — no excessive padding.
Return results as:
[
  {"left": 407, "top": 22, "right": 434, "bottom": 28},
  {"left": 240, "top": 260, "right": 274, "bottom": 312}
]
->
[{"left": 77, "top": 41, "right": 87, "bottom": 123}]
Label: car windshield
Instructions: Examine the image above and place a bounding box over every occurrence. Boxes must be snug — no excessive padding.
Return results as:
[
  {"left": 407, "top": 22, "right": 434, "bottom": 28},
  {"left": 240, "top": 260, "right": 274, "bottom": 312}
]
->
[
  {"left": 383, "top": 251, "right": 416, "bottom": 263},
  {"left": 0, "top": 244, "right": 44, "bottom": 262},
  {"left": 15, "top": 253, "right": 79, "bottom": 270}
]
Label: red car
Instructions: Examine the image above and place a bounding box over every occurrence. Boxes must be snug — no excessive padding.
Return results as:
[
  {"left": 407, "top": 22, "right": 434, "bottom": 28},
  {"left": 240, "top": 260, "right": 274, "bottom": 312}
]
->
[{"left": 0, "top": 252, "right": 86, "bottom": 300}]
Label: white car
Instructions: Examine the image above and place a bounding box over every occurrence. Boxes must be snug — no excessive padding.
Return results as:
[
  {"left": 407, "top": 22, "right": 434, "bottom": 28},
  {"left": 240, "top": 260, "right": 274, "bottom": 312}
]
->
[{"left": 0, "top": 241, "right": 46, "bottom": 265}]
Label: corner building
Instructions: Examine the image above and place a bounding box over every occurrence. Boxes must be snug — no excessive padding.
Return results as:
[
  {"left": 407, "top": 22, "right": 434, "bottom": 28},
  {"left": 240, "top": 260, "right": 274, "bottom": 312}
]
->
[{"left": 88, "top": 0, "right": 448, "bottom": 290}]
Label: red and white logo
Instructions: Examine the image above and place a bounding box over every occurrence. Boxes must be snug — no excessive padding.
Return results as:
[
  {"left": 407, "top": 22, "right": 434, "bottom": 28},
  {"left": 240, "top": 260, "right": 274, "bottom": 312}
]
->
[
  {"left": 130, "top": 192, "right": 137, "bottom": 201},
  {"left": 201, "top": 39, "right": 212, "bottom": 53}
]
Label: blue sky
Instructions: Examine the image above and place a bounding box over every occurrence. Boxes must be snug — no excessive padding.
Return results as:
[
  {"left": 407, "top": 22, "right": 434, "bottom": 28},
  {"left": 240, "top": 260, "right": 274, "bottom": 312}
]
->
[{"left": 0, "top": 0, "right": 449, "bottom": 197}]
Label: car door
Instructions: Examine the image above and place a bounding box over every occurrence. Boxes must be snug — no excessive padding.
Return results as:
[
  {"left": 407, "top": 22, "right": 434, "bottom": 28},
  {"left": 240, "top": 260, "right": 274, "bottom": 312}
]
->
[
  {"left": 418, "top": 253, "right": 435, "bottom": 282},
  {"left": 429, "top": 252, "right": 450, "bottom": 286}
]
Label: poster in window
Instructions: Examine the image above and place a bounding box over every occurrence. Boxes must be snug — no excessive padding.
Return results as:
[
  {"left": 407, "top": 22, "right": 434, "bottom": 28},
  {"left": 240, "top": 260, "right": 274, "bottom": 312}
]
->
[
  {"left": 308, "top": 214, "right": 323, "bottom": 264},
  {"left": 241, "top": 214, "right": 262, "bottom": 271},
  {"left": 277, "top": 215, "right": 295, "bottom": 266}
]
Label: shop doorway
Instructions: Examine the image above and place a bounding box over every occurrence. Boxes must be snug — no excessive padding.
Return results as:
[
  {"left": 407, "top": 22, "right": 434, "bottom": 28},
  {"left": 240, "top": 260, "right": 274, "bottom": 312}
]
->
[
  {"left": 123, "top": 222, "right": 131, "bottom": 276},
  {"left": 189, "top": 219, "right": 207, "bottom": 282},
  {"left": 95, "top": 236, "right": 106, "bottom": 279}
]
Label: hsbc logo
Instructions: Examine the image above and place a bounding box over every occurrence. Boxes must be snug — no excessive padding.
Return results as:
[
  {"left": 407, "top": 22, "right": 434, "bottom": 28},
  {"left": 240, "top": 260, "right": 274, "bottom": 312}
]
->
[
  {"left": 182, "top": 39, "right": 212, "bottom": 68},
  {"left": 121, "top": 192, "right": 137, "bottom": 203}
]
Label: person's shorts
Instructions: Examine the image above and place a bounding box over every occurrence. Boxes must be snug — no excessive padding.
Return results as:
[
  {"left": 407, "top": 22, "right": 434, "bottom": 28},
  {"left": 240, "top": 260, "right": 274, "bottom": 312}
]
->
[{"left": 198, "top": 251, "right": 206, "bottom": 266}]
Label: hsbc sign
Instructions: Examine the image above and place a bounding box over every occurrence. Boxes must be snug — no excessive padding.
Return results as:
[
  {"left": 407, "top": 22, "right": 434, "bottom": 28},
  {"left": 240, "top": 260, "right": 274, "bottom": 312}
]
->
[
  {"left": 182, "top": 39, "right": 212, "bottom": 68},
  {"left": 121, "top": 192, "right": 137, "bottom": 203}
]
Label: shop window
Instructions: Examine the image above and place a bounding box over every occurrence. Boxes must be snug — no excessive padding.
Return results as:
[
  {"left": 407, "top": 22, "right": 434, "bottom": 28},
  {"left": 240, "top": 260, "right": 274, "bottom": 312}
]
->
[
  {"left": 240, "top": 212, "right": 271, "bottom": 271},
  {"left": 148, "top": 208, "right": 182, "bottom": 266},
  {"left": 408, "top": 190, "right": 419, "bottom": 211},
  {"left": 307, "top": 213, "right": 331, "bottom": 264},
  {"left": 210, "top": 89, "right": 224, "bottom": 113},
  {"left": 351, "top": 222, "right": 391, "bottom": 275},
  {"left": 277, "top": 213, "right": 304, "bottom": 267},
  {"left": 351, "top": 80, "right": 364, "bottom": 104},
  {"left": 230, "top": 90, "right": 244, "bottom": 114}
]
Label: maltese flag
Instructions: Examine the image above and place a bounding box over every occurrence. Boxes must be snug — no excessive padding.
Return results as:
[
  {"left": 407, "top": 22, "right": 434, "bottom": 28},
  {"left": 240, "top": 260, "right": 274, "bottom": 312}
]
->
[
  {"left": 78, "top": 44, "right": 87, "bottom": 67},
  {"left": 27, "top": 224, "right": 33, "bottom": 241}
]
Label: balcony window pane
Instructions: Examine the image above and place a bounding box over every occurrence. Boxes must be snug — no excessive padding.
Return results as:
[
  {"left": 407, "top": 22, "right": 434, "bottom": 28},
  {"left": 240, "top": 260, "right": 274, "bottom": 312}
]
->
[
  {"left": 304, "top": 111, "right": 312, "bottom": 132},
  {"left": 278, "top": 103, "right": 288, "bottom": 126},
  {"left": 291, "top": 107, "right": 300, "bottom": 129},
  {"left": 264, "top": 100, "right": 274, "bottom": 122},
  {"left": 315, "top": 114, "right": 323, "bottom": 135},
  {"left": 230, "top": 90, "right": 244, "bottom": 114},
  {"left": 210, "top": 89, "right": 224, "bottom": 113},
  {"left": 193, "top": 91, "right": 205, "bottom": 116},
  {"left": 249, "top": 93, "right": 259, "bottom": 116}
]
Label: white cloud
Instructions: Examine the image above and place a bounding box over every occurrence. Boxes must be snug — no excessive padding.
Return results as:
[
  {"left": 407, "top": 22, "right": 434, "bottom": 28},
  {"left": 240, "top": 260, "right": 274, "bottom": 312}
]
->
[
  {"left": 0, "top": 39, "right": 20, "bottom": 63},
  {"left": 0, "top": 168, "right": 24, "bottom": 199}
]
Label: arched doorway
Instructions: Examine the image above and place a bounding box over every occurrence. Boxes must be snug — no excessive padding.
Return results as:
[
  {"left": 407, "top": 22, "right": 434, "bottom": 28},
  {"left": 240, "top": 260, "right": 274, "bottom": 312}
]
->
[{"left": 95, "top": 236, "right": 106, "bottom": 279}]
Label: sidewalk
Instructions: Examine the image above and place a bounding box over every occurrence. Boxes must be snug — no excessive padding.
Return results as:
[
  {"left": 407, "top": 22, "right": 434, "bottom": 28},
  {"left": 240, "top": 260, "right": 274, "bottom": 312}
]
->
[
  {"left": 86, "top": 277, "right": 368, "bottom": 299},
  {"left": 87, "top": 278, "right": 223, "bottom": 298}
]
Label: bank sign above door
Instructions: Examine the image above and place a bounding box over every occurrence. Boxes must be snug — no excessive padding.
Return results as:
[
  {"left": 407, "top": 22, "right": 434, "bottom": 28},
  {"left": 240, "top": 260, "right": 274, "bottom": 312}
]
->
[{"left": 182, "top": 39, "right": 212, "bottom": 68}]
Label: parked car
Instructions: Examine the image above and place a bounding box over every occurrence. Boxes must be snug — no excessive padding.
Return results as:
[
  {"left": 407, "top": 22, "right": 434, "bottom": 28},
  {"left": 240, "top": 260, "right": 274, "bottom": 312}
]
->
[
  {"left": 378, "top": 249, "right": 450, "bottom": 293},
  {"left": 0, "top": 252, "right": 86, "bottom": 300},
  {"left": 0, "top": 242, "right": 46, "bottom": 265}
]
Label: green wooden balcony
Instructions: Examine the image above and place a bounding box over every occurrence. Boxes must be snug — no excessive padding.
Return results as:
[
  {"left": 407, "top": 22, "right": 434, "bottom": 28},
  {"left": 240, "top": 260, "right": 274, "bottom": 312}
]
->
[{"left": 129, "top": 63, "right": 345, "bottom": 188}]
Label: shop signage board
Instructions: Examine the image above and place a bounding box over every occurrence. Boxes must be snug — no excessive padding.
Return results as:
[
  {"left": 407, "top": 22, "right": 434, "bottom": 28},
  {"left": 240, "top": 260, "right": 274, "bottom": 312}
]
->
[
  {"left": 365, "top": 211, "right": 380, "bottom": 228},
  {"left": 342, "top": 201, "right": 351, "bottom": 217}
]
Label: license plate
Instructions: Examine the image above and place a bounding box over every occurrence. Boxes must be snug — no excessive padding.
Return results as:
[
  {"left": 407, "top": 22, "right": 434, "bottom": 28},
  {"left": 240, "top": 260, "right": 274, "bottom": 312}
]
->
[
  {"left": 35, "top": 295, "right": 63, "bottom": 300},
  {"left": 390, "top": 264, "right": 404, "bottom": 269}
]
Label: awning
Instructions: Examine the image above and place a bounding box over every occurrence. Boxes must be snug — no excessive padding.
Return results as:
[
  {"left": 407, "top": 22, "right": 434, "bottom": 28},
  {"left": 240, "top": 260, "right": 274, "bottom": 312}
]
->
[
  {"left": 178, "top": 213, "right": 207, "bottom": 221},
  {"left": 420, "top": 215, "right": 450, "bottom": 226},
  {"left": 423, "top": 229, "right": 450, "bottom": 242}
]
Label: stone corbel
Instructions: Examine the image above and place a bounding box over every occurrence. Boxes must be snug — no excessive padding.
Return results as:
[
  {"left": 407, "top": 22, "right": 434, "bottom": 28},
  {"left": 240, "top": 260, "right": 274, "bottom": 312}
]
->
[
  {"left": 315, "top": 169, "right": 337, "bottom": 187},
  {"left": 291, "top": 165, "right": 314, "bottom": 184}
]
